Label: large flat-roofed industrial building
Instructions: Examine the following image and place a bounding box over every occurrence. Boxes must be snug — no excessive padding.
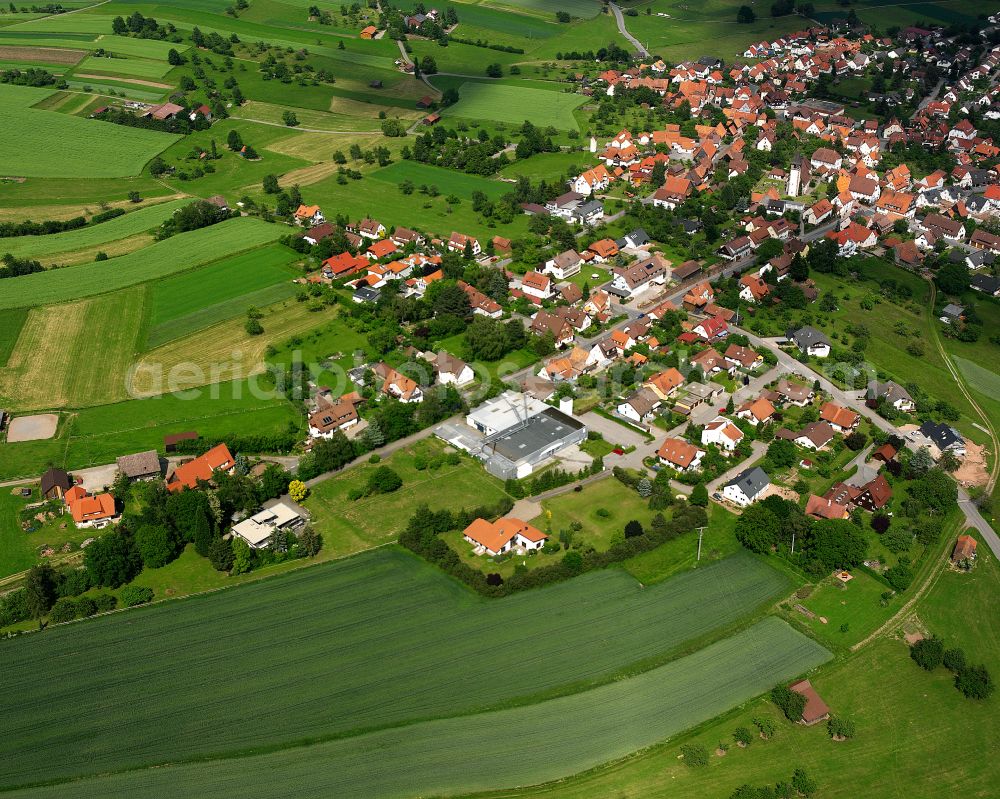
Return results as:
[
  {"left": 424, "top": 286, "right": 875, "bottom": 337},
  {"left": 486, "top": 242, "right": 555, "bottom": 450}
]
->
[
  {"left": 436, "top": 392, "right": 587, "bottom": 480},
  {"left": 479, "top": 406, "right": 586, "bottom": 480}
]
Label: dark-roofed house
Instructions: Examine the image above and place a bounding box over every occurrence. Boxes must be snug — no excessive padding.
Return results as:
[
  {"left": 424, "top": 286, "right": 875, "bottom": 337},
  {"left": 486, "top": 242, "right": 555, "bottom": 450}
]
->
[
  {"left": 789, "top": 679, "right": 830, "bottom": 725},
  {"left": 40, "top": 467, "right": 72, "bottom": 501},
  {"left": 919, "top": 421, "right": 966, "bottom": 456},
  {"left": 867, "top": 380, "right": 914, "bottom": 412},
  {"left": 722, "top": 466, "right": 770, "bottom": 507},
  {"left": 971, "top": 274, "right": 1000, "bottom": 297},
  {"left": 795, "top": 421, "right": 836, "bottom": 451},
  {"left": 116, "top": 450, "right": 162, "bottom": 482},
  {"left": 787, "top": 326, "right": 831, "bottom": 357}
]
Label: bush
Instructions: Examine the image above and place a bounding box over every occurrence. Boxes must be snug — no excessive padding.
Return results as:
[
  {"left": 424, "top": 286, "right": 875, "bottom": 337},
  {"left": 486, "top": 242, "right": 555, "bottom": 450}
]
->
[
  {"left": 752, "top": 715, "right": 776, "bottom": 739},
  {"left": 120, "top": 585, "right": 154, "bottom": 608},
  {"left": 48, "top": 597, "right": 78, "bottom": 624},
  {"left": 365, "top": 466, "right": 402, "bottom": 496},
  {"left": 827, "top": 716, "right": 856, "bottom": 739},
  {"left": 733, "top": 726, "right": 753, "bottom": 746},
  {"left": 624, "top": 519, "right": 644, "bottom": 539},
  {"left": 884, "top": 562, "right": 913, "bottom": 591},
  {"left": 910, "top": 635, "right": 944, "bottom": 671},
  {"left": 680, "top": 743, "right": 709, "bottom": 767},
  {"left": 288, "top": 479, "right": 308, "bottom": 502},
  {"left": 93, "top": 594, "right": 118, "bottom": 613}
]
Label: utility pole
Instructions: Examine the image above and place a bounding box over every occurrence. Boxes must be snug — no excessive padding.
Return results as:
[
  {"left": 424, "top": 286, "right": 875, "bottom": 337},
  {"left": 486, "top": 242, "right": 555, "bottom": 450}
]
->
[{"left": 696, "top": 525, "right": 706, "bottom": 561}]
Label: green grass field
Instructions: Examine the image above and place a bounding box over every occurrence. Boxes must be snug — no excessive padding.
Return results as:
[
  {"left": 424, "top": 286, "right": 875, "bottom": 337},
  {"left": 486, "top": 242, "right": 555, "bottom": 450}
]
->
[
  {"left": 0, "top": 286, "right": 145, "bottom": 410},
  {"left": 493, "top": 532, "right": 1000, "bottom": 799},
  {"left": 0, "top": 198, "right": 188, "bottom": 262},
  {"left": 0, "top": 218, "right": 285, "bottom": 310},
  {"left": 0, "top": 378, "right": 302, "bottom": 480},
  {"left": 0, "top": 549, "right": 795, "bottom": 789},
  {"left": 305, "top": 439, "right": 513, "bottom": 556},
  {"left": 0, "top": 83, "right": 178, "bottom": 178},
  {"left": 446, "top": 81, "right": 587, "bottom": 130},
  {"left": 2, "top": 615, "right": 827, "bottom": 798},
  {"left": 75, "top": 53, "right": 172, "bottom": 80},
  {"left": 144, "top": 243, "right": 301, "bottom": 347},
  {"left": 0, "top": 307, "right": 27, "bottom": 367},
  {"left": 369, "top": 160, "right": 511, "bottom": 199}
]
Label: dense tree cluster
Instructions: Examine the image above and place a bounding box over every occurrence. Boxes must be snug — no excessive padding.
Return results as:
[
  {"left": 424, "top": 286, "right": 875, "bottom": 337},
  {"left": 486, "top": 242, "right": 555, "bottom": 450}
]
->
[
  {"left": 111, "top": 12, "right": 177, "bottom": 40},
  {"left": 0, "top": 67, "right": 64, "bottom": 87},
  {"left": 0, "top": 253, "right": 44, "bottom": 280},
  {"left": 156, "top": 200, "right": 232, "bottom": 239}
]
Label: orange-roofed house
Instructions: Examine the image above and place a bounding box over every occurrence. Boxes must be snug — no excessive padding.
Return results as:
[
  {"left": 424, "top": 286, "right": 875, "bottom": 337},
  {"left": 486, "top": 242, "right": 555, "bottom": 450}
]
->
[
  {"left": 360, "top": 25, "right": 378, "bottom": 39},
  {"left": 645, "top": 367, "right": 685, "bottom": 400},
  {"left": 462, "top": 517, "right": 548, "bottom": 556},
  {"left": 294, "top": 204, "right": 324, "bottom": 225},
  {"left": 739, "top": 273, "right": 770, "bottom": 303},
  {"left": 167, "top": 443, "right": 235, "bottom": 493},
  {"left": 587, "top": 238, "right": 619, "bottom": 262},
  {"left": 376, "top": 364, "right": 423, "bottom": 403},
  {"left": 819, "top": 401, "right": 859, "bottom": 432},
  {"left": 735, "top": 397, "right": 775, "bottom": 426},
  {"left": 521, "top": 270, "right": 553, "bottom": 301},
  {"left": 651, "top": 176, "right": 692, "bottom": 210},
  {"left": 366, "top": 238, "right": 399, "bottom": 261},
  {"left": 448, "top": 231, "right": 480, "bottom": 255},
  {"left": 656, "top": 437, "right": 705, "bottom": 472},
  {"left": 69, "top": 492, "right": 119, "bottom": 529},
  {"left": 323, "top": 252, "right": 368, "bottom": 278},
  {"left": 805, "top": 494, "right": 850, "bottom": 520}
]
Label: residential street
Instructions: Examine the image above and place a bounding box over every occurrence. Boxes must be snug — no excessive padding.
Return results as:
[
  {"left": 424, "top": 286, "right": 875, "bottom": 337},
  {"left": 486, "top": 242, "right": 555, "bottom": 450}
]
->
[{"left": 737, "top": 328, "right": 1000, "bottom": 559}]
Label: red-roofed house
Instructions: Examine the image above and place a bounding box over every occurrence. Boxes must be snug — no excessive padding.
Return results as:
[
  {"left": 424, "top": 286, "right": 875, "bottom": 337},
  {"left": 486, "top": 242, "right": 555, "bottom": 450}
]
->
[
  {"left": 167, "top": 444, "right": 235, "bottom": 493},
  {"left": 463, "top": 517, "right": 547, "bottom": 556}
]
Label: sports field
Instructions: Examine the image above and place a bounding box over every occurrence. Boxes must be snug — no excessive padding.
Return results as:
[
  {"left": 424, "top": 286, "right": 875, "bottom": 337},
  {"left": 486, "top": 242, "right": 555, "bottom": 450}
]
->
[
  {"left": 144, "top": 243, "right": 301, "bottom": 347},
  {"left": 0, "top": 550, "right": 794, "bottom": 789},
  {"left": 0, "top": 84, "right": 178, "bottom": 178},
  {"left": 0, "top": 218, "right": 285, "bottom": 309},
  {"left": 0, "top": 198, "right": 189, "bottom": 261},
  {"left": 1, "top": 619, "right": 829, "bottom": 798},
  {"left": 446, "top": 81, "right": 587, "bottom": 130}
]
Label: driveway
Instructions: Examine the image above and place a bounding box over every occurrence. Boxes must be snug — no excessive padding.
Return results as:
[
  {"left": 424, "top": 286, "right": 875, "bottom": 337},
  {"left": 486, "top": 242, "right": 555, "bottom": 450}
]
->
[
  {"left": 706, "top": 441, "right": 768, "bottom": 494},
  {"left": 578, "top": 411, "right": 647, "bottom": 448}
]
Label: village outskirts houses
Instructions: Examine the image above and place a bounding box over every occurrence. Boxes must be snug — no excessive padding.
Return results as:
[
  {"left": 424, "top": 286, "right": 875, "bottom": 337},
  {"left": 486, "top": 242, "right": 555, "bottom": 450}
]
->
[{"left": 701, "top": 416, "right": 744, "bottom": 453}]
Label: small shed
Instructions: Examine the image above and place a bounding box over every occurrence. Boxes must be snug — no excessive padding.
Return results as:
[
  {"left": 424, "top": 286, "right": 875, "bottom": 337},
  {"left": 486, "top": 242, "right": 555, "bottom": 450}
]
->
[
  {"left": 164, "top": 431, "right": 199, "bottom": 453},
  {"left": 40, "top": 468, "right": 72, "bottom": 501},
  {"left": 789, "top": 679, "right": 830, "bottom": 725},
  {"left": 422, "top": 112, "right": 440, "bottom": 126},
  {"left": 951, "top": 534, "right": 977, "bottom": 564}
]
